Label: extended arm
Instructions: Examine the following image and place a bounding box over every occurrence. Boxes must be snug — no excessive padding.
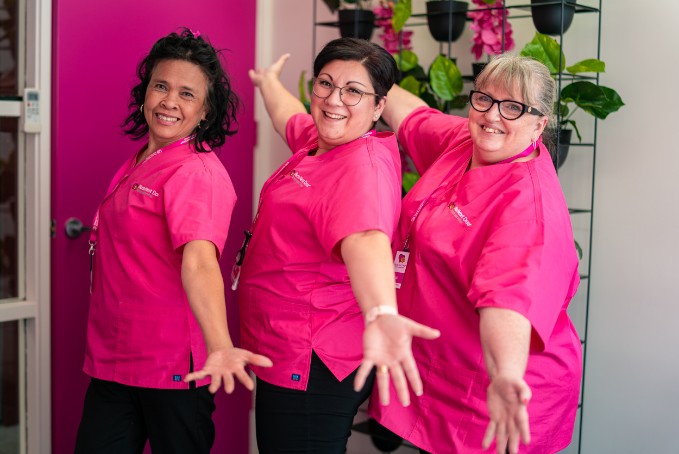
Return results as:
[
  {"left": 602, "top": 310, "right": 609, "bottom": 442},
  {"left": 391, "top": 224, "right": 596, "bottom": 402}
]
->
[
  {"left": 341, "top": 230, "right": 440, "bottom": 406},
  {"left": 181, "top": 240, "right": 272, "bottom": 393},
  {"left": 479, "top": 307, "right": 533, "bottom": 454},
  {"left": 380, "top": 84, "right": 427, "bottom": 139},
  {"left": 249, "top": 54, "right": 307, "bottom": 140}
]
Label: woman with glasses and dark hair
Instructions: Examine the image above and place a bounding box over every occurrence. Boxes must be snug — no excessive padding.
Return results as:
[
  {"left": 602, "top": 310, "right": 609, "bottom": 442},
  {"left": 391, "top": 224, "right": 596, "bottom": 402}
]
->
[
  {"left": 370, "top": 54, "right": 582, "bottom": 454},
  {"left": 243, "top": 37, "right": 440, "bottom": 453},
  {"left": 75, "top": 28, "right": 271, "bottom": 454}
]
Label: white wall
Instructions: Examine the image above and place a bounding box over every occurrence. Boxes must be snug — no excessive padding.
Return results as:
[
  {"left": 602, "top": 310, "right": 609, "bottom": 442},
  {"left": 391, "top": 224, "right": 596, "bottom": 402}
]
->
[
  {"left": 254, "top": 1, "right": 679, "bottom": 453},
  {"left": 582, "top": 1, "right": 679, "bottom": 452}
]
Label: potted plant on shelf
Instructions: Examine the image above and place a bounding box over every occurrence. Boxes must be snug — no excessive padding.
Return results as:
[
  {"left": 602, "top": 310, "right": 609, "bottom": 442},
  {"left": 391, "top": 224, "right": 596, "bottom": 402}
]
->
[
  {"left": 396, "top": 50, "right": 466, "bottom": 113},
  {"left": 520, "top": 32, "right": 625, "bottom": 168},
  {"left": 468, "top": 0, "right": 514, "bottom": 77},
  {"left": 425, "top": 0, "right": 469, "bottom": 43},
  {"left": 322, "top": 0, "right": 376, "bottom": 40},
  {"left": 530, "top": 0, "right": 577, "bottom": 36}
]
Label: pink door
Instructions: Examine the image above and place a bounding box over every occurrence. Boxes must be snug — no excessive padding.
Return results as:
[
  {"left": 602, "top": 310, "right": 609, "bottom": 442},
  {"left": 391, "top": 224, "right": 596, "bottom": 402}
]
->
[{"left": 51, "top": 2, "right": 256, "bottom": 453}]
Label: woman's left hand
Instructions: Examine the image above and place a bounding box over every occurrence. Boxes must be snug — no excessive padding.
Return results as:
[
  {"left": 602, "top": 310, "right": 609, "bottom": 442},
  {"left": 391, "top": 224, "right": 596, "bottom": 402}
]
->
[
  {"left": 354, "top": 314, "right": 440, "bottom": 406},
  {"left": 482, "top": 374, "right": 532, "bottom": 454},
  {"left": 183, "top": 347, "right": 273, "bottom": 394}
]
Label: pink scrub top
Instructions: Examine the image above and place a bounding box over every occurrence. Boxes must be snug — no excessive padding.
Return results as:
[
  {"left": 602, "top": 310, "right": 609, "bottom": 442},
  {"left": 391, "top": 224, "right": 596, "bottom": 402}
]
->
[
  {"left": 238, "top": 113, "right": 401, "bottom": 390},
  {"left": 83, "top": 137, "right": 236, "bottom": 389},
  {"left": 370, "top": 108, "right": 582, "bottom": 454}
]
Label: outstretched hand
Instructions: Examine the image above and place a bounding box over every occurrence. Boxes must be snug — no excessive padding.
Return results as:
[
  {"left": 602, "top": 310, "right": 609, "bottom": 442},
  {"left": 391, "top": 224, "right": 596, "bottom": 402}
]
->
[
  {"left": 184, "top": 347, "right": 273, "bottom": 394},
  {"left": 248, "top": 53, "right": 290, "bottom": 88},
  {"left": 354, "top": 314, "right": 440, "bottom": 407},
  {"left": 482, "top": 374, "right": 532, "bottom": 454}
]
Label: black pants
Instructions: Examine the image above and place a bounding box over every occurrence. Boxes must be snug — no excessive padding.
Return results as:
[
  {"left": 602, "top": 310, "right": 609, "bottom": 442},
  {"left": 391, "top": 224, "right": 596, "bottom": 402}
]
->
[
  {"left": 255, "top": 351, "right": 375, "bottom": 454},
  {"left": 74, "top": 378, "right": 216, "bottom": 454}
]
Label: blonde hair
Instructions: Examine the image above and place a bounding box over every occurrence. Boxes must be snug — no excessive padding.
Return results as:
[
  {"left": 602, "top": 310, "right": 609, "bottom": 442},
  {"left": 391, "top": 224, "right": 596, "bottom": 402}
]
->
[{"left": 475, "top": 54, "right": 556, "bottom": 130}]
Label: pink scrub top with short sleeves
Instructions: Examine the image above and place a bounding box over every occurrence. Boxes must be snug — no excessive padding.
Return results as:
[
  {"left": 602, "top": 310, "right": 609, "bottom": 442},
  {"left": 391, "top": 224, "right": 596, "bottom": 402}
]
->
[
  {"left": 238, "top": 113, "right": 401, "bottom": 391},
  {"left": 370, "top": 108, "right": 582, "bottom": 454},
  {"left": 83, "top": 137, "right": 236, "bottom": 389}
]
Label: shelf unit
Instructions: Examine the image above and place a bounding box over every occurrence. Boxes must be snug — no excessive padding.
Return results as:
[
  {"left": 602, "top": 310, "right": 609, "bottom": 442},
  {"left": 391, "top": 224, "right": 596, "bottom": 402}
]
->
[{"left": 312, "top": 2, "right": 602, "bottom": 452}]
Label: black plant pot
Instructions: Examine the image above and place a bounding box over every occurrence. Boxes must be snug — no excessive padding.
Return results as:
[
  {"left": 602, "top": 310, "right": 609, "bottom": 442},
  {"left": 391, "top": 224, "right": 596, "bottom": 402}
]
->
[
  {"left": 472, "top": 62, "right": 487, "bottom": 78},
  {"left": 338, "top": 9, "right": 375, "bottom": 40},
  {"left": 426, "top": 1, "right": 469, "bottom": 43},
  {"left": 530, "top": 0, "right": 576, "bottom": 36},
  {"left": 552, "top": 128, "right": 572, "bottom": 169}
]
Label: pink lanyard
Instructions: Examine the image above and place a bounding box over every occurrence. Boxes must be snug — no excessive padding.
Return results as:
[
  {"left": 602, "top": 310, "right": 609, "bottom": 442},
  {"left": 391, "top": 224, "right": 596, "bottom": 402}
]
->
[
  {"left": 87, "top": 136, "right": 193, "bottom": 293},
  {"left": 494, "top": 137, "right": 540, "bottom": 165},
  {"left": 401, "top": 140, "right": 538, "bottom": 251}
]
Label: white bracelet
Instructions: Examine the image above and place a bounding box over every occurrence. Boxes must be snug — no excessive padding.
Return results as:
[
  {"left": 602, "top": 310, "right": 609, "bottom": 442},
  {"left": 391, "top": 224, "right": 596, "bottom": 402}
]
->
[{"left": 364, "top": 305, "right": 398, "bottom": 324}]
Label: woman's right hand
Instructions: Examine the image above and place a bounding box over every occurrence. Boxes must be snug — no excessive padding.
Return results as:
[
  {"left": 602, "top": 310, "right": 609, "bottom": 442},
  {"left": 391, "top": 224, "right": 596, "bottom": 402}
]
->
[
  {"left": 354, "top": 313, "right": 440, "bottom": 407},
  {"left": 184, "top": 347, "right": 273, "bottom": 394},
  {"left": 248, "top": 53, "right": 290, "bottom": 88}
]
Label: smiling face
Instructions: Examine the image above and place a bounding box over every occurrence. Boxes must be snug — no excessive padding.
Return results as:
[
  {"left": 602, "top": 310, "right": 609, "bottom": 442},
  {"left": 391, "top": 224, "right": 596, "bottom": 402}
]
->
[
  {"left": 143, "top": 59, "right": 209, "bottom": 152},
  {"left": 468, "top": 84, "right": 548, "bottom": 168},
  {"left": 310, "top": 59, "right": 386, "bottom": 155}
]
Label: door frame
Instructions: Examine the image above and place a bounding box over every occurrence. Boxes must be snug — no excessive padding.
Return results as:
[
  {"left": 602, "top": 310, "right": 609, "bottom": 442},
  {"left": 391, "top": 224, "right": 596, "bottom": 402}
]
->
[{"left": 0, "top": 0, "right": 52, "bottom": 451}]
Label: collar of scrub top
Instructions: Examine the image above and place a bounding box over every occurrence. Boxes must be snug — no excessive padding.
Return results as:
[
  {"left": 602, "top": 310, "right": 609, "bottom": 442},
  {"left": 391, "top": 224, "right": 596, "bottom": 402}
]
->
[
  {"left": 248, "top": 129, "right": 377, "bottom": 235},
  {"left": 400, "top": 138, "right": 540, "bottom": 251}
]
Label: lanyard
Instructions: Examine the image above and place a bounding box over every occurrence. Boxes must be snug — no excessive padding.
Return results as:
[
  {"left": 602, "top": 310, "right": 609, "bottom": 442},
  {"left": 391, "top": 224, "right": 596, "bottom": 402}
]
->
[
  {"left": 87, "top": 136, "right": 193, "bottom": 293},
  {"left": 401, "top": 139, "right": 538, "bottom": 251},
  {"left": 250, "top": 129, "right": 377, "bottom": 236},
  {"left": 230, "top": 129, "right": 377, "bottom": 290},
  {"left": 494, "top": 137, "right": 540, "bottom": 165}
]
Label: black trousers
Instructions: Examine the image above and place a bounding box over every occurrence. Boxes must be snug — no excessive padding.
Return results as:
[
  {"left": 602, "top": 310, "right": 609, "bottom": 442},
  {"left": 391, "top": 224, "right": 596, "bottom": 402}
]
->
[
  {"left": 74, "top": 378, "right": 216, "bottom": 454},
  {"left": 255, "top": 351, "right": 375, "bottom": 454}
]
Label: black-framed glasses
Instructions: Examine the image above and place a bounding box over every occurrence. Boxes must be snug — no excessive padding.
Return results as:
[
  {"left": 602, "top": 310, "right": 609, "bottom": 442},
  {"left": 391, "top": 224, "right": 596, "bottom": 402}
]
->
[
  {"left": 311, "top": 77, "right": 379, "bottom": 106},
  {"left": 469, "top": 90, "right": 543, "bottom": 120}
]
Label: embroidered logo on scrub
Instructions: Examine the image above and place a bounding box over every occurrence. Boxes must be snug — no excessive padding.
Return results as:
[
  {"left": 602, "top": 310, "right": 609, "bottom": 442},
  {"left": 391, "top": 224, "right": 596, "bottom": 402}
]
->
[
  {"left": 172, "top": 374, "right": 182, "bottom": 382},
  {"left": 132, "top": 183, "right": 160, "bottom": 198},
  {"left": 291, "top": 374, "right": 301, "bottom": 381},
  {"left": 289, "top": 170, "right": 311, "bottom": 188},
  {"left": 448, "top": 202, "right": 472, "bottom": 227}
]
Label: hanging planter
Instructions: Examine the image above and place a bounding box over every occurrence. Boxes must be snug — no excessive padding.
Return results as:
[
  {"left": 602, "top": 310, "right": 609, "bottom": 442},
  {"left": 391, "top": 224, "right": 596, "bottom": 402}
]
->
[
  {"left": 426, "top": 1, "right": 469, "bottom": 42},
  {"left": 471, "top": 62, "right": 487, "bottom": 78},
  {"left": 338, "top": 9, "right": 376, "bottom": 40},
  {"left": 530, "top": 0, "right": 577, "bottom": 36},
  {"left": 552, "top": 128, "right": 572, "bottom": 169}
]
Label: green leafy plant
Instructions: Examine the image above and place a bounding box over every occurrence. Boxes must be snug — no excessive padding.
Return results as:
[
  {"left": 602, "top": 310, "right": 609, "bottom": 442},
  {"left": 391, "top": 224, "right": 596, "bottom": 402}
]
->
[
  {"left": 520, "top": 32, "right": 624, "bottom": 141},
  {"left": 390, "top": 0, "right": 412, "bottom": 33},
  {"left": 396, "top": 50, "right": 467, "bottom": 112}
]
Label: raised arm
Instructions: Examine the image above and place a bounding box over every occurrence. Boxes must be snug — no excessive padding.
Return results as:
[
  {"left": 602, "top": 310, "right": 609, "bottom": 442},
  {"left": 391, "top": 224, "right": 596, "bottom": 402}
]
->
[
  {"left": 380, "top": 84, "right": 427, "bottom": 139},
  {"left": 340, "top": 230, "right": 440, "bottom": 407},
  {"left": 249, "top": 54, "right": 307, "bottom": 140},
  {"left": 479, "top": 307, "right": 533, "bottom": 454}
]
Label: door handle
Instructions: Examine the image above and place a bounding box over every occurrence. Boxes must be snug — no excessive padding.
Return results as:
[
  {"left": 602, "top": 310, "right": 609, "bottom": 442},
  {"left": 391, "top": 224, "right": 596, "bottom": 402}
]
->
[{"left": 64, "top": 217, "right": 92, "bottom": 239}]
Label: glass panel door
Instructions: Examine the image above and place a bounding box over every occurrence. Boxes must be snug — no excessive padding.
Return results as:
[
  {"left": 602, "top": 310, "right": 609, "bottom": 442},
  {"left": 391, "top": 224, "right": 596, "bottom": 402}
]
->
[
  {"left": 0, "top": 117, "right": 18, "bottom": 300},
  {"left": 0, "top": 0, "right": 19, "bottom": 97},
  {"left": 0, "top": 0, "right": 51, "bottom": 451}
]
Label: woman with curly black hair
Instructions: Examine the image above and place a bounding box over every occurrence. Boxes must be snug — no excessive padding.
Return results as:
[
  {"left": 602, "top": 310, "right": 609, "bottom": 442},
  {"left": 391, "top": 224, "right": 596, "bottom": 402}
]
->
[{"left": 74, "top": 28, "right": 271, "bottom": 454}]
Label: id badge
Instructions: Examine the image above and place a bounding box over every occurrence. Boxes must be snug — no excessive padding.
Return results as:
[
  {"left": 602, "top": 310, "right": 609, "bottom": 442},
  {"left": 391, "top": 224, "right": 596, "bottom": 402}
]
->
[
  {"left": 230, "top": 264, "right": 242, "bottom": 291},
  {"left": 393, "top": 250, "right": 410, "bottom": 289},
  {"left": 231, "top": 230, "right": 252, "bottom": 290}
]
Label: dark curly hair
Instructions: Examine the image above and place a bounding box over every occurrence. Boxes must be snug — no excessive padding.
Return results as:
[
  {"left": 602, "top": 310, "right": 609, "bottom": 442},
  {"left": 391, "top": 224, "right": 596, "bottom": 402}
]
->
[
  {"left": 122, "top": 28, "right": 239, "bottom": 152},
  {"left": 313, "top": 37, "right": 397, "bottom": 104}
]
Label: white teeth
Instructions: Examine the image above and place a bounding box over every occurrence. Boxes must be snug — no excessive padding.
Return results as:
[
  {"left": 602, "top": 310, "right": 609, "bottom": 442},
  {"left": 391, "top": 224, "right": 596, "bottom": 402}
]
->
[
  {"left": 157, "top": 114, "right": 178, "bottom": 122},
  {"left": 325, "top": 112, "right": 346, "bottom": 120}
]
